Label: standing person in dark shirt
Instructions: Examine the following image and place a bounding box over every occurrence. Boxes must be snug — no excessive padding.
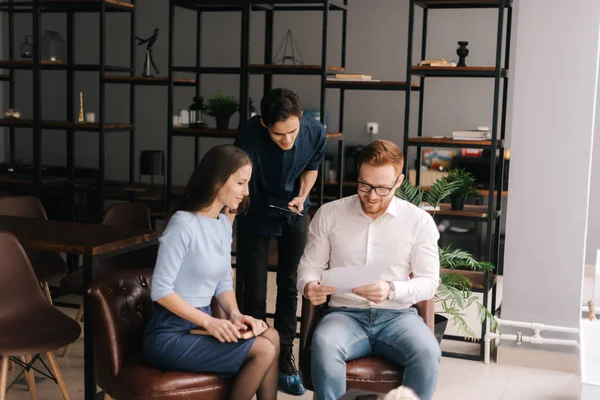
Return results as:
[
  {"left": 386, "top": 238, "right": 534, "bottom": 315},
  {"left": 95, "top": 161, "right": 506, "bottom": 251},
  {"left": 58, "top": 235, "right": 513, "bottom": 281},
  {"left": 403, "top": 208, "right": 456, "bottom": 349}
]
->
[{"left": 234, "top": 88, "right": 326, "bottom": 395}]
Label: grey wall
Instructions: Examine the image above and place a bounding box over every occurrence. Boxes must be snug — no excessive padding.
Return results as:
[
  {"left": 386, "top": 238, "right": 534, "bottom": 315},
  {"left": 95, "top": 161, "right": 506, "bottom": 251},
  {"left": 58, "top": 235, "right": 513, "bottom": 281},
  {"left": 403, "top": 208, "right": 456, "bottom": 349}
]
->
[
  {"left": 586, "top": 85, "right": 600, "bottom": 267},
  {"left": 501, "top": 0, "right": 599, "bottom": 329},
  {"left": 4, "top": 0, "right": 508, "bottom": 186}
]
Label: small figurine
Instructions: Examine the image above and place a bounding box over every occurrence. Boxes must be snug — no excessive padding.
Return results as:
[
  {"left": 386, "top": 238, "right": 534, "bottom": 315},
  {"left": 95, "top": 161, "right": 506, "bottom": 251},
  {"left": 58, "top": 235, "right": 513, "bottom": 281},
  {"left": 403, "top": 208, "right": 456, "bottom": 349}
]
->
[
  {"left": 456, "top": 41, "right": 469, "bottom": 67},
  {"left": 136, "top": 28, "right": 160, "bottom": 77}
]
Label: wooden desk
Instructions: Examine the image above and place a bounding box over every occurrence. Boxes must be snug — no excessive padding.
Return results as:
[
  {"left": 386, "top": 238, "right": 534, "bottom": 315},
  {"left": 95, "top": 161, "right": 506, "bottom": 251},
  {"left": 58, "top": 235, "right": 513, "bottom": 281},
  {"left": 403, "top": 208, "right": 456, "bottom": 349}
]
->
[{"left": 0, "top": 215, "right": 160, "bottom": 400}]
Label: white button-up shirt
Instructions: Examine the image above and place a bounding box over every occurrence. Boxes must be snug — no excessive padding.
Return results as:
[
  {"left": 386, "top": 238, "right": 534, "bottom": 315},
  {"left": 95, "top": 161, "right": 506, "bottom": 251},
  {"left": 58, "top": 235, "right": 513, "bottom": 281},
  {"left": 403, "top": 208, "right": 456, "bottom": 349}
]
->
[{"left": 296, "top": 195, "right": 440, "bottom": 309}]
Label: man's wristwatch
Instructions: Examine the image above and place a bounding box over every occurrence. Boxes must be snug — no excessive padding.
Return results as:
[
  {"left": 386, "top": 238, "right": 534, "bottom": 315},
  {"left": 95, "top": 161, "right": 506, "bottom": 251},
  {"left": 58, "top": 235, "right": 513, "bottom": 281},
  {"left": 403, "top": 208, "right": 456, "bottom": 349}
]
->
[{"left": 387, "top": 281, "right": 396, "bottom": 300}]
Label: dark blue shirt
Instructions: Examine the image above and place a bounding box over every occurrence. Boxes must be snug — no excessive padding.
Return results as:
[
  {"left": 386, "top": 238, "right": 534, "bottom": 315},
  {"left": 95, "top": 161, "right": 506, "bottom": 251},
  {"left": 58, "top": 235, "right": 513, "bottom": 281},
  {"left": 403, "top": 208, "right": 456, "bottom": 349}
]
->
[{"left": 234, "top": 114, "right": 327, "bottom": 236}]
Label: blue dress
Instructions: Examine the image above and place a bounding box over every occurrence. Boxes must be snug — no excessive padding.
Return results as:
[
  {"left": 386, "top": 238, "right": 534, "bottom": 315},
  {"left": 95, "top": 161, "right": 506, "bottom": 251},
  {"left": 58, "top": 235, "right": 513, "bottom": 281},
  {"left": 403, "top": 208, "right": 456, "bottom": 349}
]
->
[{"left": 142, "top": 211, "right": 255, "bottom": 378}]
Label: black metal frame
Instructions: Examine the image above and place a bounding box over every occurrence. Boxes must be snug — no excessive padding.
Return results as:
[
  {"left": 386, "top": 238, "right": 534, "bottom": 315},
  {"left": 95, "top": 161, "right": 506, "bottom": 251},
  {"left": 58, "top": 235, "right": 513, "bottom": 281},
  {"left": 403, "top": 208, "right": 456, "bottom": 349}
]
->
[
  {"left": 402, "top": 0, "right": 512, "bottom": 362},
  {"left": 0, "top": 0, "right": 136, "bottom": 219},
  {"left": 165, "top": 0, "right": 347, "bottom": 209}
]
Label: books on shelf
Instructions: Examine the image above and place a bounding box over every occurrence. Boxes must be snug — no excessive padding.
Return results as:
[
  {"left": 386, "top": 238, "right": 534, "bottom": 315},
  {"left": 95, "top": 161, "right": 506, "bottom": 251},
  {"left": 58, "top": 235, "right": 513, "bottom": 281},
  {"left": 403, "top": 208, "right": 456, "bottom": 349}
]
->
[
  {"left": 452, "top": 128, "right": 491, "bottom": 141},
  {"left": 327, "top": 73, "right": 381, "bottom": 82},
  {"left": 418, "top": 58, "right": 457, "bottom": 68}
]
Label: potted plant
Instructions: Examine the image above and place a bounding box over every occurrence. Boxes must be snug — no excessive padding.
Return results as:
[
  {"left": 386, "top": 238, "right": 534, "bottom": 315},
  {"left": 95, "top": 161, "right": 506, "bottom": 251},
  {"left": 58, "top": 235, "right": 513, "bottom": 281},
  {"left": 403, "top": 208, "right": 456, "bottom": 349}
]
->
[
  {"left": 395, "top": 184, "right": 499, "bottom": 342},
  {"left": 445, "top": 168, "right": 478, "bottom": 211},
  {"left": 206, "top": 91, "right": 239, "bottom": 130},
  {"left": 435, "top": 245, "right": 498, "bottom": 343}
]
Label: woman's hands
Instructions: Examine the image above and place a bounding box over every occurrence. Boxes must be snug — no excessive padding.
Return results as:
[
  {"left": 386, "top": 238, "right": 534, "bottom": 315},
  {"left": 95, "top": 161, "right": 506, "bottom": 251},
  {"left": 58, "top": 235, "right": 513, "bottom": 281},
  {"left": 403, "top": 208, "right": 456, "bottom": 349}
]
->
[
  {"left": 230, "top": 312, "right": 268, "bottom": 337},
  {"left": 204, "top": 317, "right": 243, "bottom": 343}
]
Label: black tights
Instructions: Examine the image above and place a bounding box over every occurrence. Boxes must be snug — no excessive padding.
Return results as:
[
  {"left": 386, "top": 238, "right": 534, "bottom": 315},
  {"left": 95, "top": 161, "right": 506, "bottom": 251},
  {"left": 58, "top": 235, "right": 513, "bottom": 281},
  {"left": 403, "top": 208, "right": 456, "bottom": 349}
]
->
[{"left": 229, "top": 327, "right": 280, "bottom": 400}]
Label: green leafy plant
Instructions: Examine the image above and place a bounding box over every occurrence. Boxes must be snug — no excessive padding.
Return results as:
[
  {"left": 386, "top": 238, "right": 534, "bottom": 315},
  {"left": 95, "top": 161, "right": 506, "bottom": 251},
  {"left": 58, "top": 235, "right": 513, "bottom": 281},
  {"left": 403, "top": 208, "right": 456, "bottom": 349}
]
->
[
  {"left": 446, "top": 168, "right": 478, "bottom": 198},
  {"left": 423, "top": 177, "right": 462, "bottom": 216},
  {"left": 436, "top": 270, "right": 499, "bottom": 341},
  {"left": 395, "top": 179, "right": 424, "bottom": 206},
  {"left": 439, "top": 244, "right": 495, "bottom": 272},
  {"left": 206, "top": 91, "right": 239, "bottom": 119}
]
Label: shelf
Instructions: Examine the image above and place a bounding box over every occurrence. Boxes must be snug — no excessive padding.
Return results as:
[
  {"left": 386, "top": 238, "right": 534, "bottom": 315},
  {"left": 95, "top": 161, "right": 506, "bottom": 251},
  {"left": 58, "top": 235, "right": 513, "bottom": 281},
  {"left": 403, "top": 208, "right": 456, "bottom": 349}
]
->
[
  {"left": 172, "top": 66, "right": 241, "bottom": 74},
  {"left": 415, "top": 0, "right": 512, "bottom": 9},
  {"left": 407, "top": 137, "right": 503, "bottom": 149},
  {"left": 172, "top": 128, "right": 238, "bottom": 139},
  {"left": 248, "top": 64, "right": 344, "bottom": 75},
  {"left": 178, "top": 3, "right": 273, "bottom": 11},
  {"left": 0, "top": 60, "right": 131, "bottom": 72},
  {"left": 172, "top": 128, "right": 343, "bottom": 140},
  {"left": 38, "top": 0, "right": 134, "bottom": 12},
  {"left": 103, "top": 76, "right": 196, "bottom": 86},
  {"left": 411, "top": 66, "right": 508, "bottom": 78},
  {"left": 326, "top": 80, "right": 420, "bottom": 91},
  {"left": 0, "top": 74, "right": 8, "bottom": 81},
  {"left": 0, "top": 174, "right": 69, "bottom": 185},
  {"left": 428, "top": 203, "right": 500, "bottom": 220},
  {"left": 0, "top": 119, "right": 133, "bottom": 131},
  {"left": 172, "top": 0, "right": 345, "bottom": 11},
  {"left": 441, "top": 269, "right": 497, "bottom": 293}
]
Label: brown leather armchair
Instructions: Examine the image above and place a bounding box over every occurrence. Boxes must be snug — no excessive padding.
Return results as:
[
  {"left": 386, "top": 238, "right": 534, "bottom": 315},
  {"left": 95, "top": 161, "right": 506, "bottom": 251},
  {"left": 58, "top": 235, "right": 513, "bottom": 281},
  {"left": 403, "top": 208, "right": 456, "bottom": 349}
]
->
[
  {"left": 89, "top": 268, "right": 232, "bottom": 400},
  {"left": 299, "top": 297, "right": 435, "bottom": 394}
]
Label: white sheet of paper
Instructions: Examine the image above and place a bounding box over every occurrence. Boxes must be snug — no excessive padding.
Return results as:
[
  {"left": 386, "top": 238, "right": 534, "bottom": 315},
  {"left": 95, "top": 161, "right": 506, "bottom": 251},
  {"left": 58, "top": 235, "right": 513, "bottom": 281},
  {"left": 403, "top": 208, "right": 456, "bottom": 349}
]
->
[{"left": 320, "top": 267, "right": 385, "bottom": 293}]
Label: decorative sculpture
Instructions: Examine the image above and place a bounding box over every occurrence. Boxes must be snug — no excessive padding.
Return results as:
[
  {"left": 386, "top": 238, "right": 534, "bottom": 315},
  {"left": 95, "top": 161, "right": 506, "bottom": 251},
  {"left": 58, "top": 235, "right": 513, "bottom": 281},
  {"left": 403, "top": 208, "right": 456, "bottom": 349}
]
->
[
  {"left": 456, "top": 41, "right": 469, "bottom": 67},
  {"left": 136, "top": 28, "right": 160, "bottom": 77},
  {"left": 273, "top": 29, "right": 305, "bottom": 65}
]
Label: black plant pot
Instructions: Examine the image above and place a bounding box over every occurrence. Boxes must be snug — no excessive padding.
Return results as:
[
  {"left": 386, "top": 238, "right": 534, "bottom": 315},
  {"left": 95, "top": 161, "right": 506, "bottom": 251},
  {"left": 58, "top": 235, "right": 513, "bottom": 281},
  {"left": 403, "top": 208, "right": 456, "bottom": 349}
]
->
[
  {"left": 434, "top": 314, "right": 449, "bottom": 344},
  {"left": 450, "top": 194, "right": 466, "bottom": 211},
  {"left": 216, "top": 116, "right": 231, "bottom": 131}
]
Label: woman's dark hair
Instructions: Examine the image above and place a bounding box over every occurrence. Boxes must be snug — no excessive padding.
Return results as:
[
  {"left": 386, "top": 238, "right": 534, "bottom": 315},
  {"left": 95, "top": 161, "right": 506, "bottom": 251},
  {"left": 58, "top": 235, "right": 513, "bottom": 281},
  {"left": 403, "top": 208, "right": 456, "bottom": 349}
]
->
[
  {"left": 260, "top": 87, "right": 303, "bottom": 127},
  {"left": 162, "top": 144, "right": 252, "bottom": 230}
]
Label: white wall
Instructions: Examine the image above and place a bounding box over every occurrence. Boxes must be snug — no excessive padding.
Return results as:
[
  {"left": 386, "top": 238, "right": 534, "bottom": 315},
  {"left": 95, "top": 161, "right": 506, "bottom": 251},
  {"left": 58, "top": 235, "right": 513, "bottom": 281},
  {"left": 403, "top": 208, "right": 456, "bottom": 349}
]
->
[{"left": 502, "top": 0, "right": 599, "bottom": 333}]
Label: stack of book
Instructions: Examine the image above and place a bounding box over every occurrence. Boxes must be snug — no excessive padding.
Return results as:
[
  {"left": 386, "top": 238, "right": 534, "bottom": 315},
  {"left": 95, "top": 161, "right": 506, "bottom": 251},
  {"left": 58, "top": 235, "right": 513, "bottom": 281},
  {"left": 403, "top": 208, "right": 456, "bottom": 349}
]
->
[
  {"left": 326, "top": 73, "right": 381, "bottom": 82},
  {"left": 452, "top": 128, "right": 491, "bottom": 141},
  {"left": 418, "top": 58, "right": 457, "bottom": 67}
]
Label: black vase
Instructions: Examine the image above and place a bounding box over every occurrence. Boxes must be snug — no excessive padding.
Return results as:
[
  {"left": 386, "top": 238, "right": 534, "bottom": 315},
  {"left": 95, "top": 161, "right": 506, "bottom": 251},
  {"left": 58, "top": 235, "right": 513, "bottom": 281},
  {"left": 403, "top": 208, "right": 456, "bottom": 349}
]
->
[
  {"left": 216, "top": 116, "right": 230, "bottom": 131},
  {"left": 451, "top": 194, "right": 466, "bottom": 211},
  {"left": 456, "top": 41, "right": 469, "bottom": 67},
  {"left": 434, "top": 314, "right": 448, "bottom": 344}
]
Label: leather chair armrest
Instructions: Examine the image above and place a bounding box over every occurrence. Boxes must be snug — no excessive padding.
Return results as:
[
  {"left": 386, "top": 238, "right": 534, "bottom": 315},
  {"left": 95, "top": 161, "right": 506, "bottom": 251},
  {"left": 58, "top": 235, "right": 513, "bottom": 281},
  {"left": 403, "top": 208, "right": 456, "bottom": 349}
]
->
[
  {"left": 414, "top": 298, "right": 435, "bottom": 333},
  {"left": 299, "top": 296, "right": 326, "bottom": 390}
]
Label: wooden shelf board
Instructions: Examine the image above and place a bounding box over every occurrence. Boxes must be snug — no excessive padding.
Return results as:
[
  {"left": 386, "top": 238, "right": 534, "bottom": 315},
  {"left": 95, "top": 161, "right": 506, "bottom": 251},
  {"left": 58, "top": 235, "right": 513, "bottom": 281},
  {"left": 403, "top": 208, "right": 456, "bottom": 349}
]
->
[
  {"left": 0, "top": 174, "right": 69, "bottom": 185},
  {"left": 103, "top": 76, "right": 196, "bottom": 85},
  {"left": 326, "top": 132, "right": 343, "bottom": 139},
  {"left": 249, "top": 64, "right": 344, "bottom": 75},
  {"left": 428, "top": 203, "right": 498, "bottom": 219},
  {"left": 408, "top": 137, "right": 503, "bottom": 148},
  {"left": 415, "top": 0, "right": 511, "bottom": 8},
  {"left": 326, "top": 80, "right": 420, "bottom": 91},
  {"left": 412, "top": 66, "right": 508, "bottom": 77},
  {"left": 0, "top": 118, "right": 132, "bottom": 131},
  {"left": 39, "top": 0, "right": 134, "bottom": 10}
]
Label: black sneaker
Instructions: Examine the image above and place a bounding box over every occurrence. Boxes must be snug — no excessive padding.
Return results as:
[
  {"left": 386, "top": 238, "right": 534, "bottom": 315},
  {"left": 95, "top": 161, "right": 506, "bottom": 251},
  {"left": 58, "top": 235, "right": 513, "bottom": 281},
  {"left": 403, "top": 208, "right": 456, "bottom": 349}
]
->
[{"left": 278, "top": 350, "right": 306, "bottom": 395}]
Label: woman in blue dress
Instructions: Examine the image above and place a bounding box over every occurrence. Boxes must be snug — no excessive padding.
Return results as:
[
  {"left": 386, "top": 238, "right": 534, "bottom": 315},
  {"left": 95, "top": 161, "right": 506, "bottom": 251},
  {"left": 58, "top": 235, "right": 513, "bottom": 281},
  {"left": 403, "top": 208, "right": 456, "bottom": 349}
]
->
[{"left": 143, "top": 144, "right": 280, "bottom": 400}]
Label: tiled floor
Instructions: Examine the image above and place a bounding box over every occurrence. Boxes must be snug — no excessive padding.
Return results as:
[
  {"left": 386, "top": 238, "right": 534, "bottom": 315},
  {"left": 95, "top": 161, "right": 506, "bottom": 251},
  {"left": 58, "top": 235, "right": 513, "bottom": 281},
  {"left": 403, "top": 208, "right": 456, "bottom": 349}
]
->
[{"left": 3, "top": 276, "right": 582, "bottom": 399}]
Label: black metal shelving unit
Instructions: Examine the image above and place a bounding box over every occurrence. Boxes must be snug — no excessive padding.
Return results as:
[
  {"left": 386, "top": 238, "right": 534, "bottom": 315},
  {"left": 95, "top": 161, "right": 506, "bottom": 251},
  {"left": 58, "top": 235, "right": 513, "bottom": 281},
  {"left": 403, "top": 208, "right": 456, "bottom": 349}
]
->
[
  {"left": 165, "top": 0, "right": 347, "bottom": 209},
  {"left": 0, "top": 0, "right": 138, "bottom": 221},
  {"left": 403, "top": 0, "right": 512, "bottom": 362}
]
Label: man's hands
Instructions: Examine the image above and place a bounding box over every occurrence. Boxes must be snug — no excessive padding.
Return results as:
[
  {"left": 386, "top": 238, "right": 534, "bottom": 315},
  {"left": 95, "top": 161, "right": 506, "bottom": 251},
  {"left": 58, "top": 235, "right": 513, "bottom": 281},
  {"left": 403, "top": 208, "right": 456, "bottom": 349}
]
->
[
  {"left": 288, "top": 195, "right": 307, "bottom": 215},
  {"left": 352, "top": 281, "right": 392, "bottom": 304},
  {"left": 304, "top": 281, "right": 337, "bottom": 306}
]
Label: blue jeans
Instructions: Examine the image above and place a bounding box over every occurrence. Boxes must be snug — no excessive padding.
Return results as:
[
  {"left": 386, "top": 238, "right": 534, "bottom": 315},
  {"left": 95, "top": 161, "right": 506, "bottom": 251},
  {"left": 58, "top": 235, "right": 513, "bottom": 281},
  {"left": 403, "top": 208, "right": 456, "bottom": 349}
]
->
[{"left": 311, "top": 307, "right": 440, "bottom": 400}]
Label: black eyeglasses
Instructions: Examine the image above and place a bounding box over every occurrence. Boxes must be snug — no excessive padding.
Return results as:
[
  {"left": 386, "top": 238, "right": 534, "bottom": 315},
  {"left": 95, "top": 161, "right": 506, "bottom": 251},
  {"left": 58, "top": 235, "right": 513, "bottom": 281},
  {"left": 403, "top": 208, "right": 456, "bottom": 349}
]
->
[{"left": 357, "top": 176, "right": 400, "bottom": 196}]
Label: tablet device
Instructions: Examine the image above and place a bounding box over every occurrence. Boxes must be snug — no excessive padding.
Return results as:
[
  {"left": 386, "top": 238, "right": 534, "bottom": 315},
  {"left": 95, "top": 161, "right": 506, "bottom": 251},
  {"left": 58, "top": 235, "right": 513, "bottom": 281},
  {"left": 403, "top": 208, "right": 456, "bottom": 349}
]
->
[{"left": 267, "top": 197, "right": 302, "bottom": 215}]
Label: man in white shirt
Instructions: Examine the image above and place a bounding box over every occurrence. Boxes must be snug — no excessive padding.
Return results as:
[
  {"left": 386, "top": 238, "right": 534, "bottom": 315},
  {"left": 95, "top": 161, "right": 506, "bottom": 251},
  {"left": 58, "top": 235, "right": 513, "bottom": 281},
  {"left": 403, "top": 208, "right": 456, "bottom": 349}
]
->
[{"left": 296, "top": 140, "right": 441, "bottom": 400}]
